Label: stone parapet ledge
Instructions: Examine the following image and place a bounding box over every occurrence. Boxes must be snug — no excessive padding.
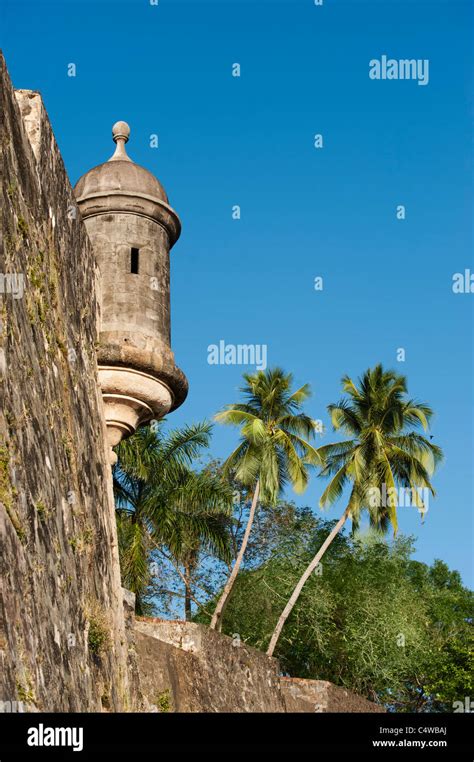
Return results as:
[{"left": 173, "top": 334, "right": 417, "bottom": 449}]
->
[
  {"left": 280, "top": 676, "right": 386, "bottom": 713},
  {"left": 133, "top": 616, "right": 385, "bottom": 713}
]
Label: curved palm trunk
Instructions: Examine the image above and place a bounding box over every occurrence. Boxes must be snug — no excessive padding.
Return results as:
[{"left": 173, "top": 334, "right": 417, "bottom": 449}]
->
[
  {"left": 266, "top": 506, "right": 350, "bottom": 656},
  {"left": 184, "top": 562, "right": 192, "bottom": 621},
  {"left": 210, "top": 480, "right": 260, "bottom": 631},
  {"left": 184, "top": 554, "right": 198, "bottom": 621}
]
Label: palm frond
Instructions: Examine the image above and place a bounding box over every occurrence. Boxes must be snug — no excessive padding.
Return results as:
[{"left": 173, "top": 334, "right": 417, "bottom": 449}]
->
[
  {"left": 319, "top": 463, "right": 349, "bottom": 508},
  {"left": 316, "top": 364, "right": 442, "bottom": 536}
]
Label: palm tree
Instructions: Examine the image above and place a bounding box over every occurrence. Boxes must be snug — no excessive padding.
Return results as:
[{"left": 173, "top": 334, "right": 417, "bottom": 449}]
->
[
  {"left": 168, "top": 467, "right": 233, "bottom": 620},
  {"left": 209, "top": 367, "right": 323, "bottom": 630},
  {"left": 113, "top": 422, "right": 233, "bottom": 615},
  {"left": 266, "top": 364, "right": 443, "bottom": 656}
]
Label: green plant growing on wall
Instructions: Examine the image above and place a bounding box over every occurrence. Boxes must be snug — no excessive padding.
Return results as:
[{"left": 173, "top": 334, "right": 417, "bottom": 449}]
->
[
  {"left": 16, "top": 679, "right": 36, "bottom": 704},
  {"left": 156, "top": 689, "right": 173, "bottom": 713},
  {"left": 17, "top": 215, "right": 29, "bottom": 240},
  {"left": 69, "top": 527, "right": 94, "bottom": 554},
  {"left": 0, "top": 444, "right": 26, "bottom": 543},
  {"left": 68, "top": 526, "right": 94, "bottom": 553},
  {"left": 87, "top": 609, "right": 111, "bottom": 657},
  {"left": 6, "top": 182, "right": 16, "bottom": 199},
  {"left": 16, "top": 664, "right": 36, "bottom": 706},
  {"left": 34, "top": 500, "right": 51, "bottom": 522},
  {"left": 0, "top": 444, "right": 12, "bottom": 508}
]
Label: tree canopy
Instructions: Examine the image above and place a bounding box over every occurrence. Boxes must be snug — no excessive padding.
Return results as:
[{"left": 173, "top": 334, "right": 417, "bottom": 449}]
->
[{"left": 197, "top": 502, "right": 473, "bottom": 713}]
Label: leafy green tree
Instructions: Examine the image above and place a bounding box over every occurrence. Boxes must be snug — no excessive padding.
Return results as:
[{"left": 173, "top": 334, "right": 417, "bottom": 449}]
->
[
  {"left": 208, "top": 507, "right": 472, "bottom": 712},
  {"left": 113, "top": 422, "right": 233, "bottom": 615},
  {"left": 406, "top": 560, "right": 474, "bottom": 710},
  {"left": 210, "top": 367, "right": 323, "bottom": 630},
  {"left": 267, "top": 364, "right": 443, "bottom": 655}
]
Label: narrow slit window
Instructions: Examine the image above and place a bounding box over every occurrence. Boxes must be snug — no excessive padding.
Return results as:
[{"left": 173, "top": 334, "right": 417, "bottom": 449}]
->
[{"left": 130, "top": 248, "right": 139, "bottom": 274}]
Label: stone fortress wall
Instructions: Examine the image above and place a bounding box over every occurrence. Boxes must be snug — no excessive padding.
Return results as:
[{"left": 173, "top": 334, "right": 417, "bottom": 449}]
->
[
  {"left": 0, "top": 52, "right": 383, "bottom": 715},
  {"left": 0, "top": 53, "right": 135, "bottom": 712}
]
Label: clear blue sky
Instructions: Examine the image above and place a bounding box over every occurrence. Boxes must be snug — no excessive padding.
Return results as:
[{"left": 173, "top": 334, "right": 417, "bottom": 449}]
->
[{"left": 3, "top": 0, "right": 473, "bottom": 586}]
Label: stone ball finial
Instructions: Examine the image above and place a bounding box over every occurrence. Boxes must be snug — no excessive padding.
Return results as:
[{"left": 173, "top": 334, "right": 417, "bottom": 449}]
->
[
  {"left": 109, "top": 121, "right": 132, "bottom": 162},
  {"left": 112, "top": 121, "right": 130, "bottom": 143}
]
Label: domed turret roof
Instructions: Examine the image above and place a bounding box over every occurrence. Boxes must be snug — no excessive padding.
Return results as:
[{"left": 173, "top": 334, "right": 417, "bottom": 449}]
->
[
  {"left": 75, "top": 160, "right": 169, "bottom": 204},
  {"left": 74, "top": 121, "right": 181, "bottom": 244},
  {"left": 74, "top": 121, "right": 169, "bottom": 203}
]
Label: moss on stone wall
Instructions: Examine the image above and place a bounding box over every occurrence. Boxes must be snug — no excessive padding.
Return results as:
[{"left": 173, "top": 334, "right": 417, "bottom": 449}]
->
[{"left": 0, "top": 54, "right": 137, "bottom": 711}]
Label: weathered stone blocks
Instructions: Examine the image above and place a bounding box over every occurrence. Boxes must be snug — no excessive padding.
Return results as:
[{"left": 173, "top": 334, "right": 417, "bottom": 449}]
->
[{"left": 0, "top": 53, "right": 138, "bottom": 712}]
